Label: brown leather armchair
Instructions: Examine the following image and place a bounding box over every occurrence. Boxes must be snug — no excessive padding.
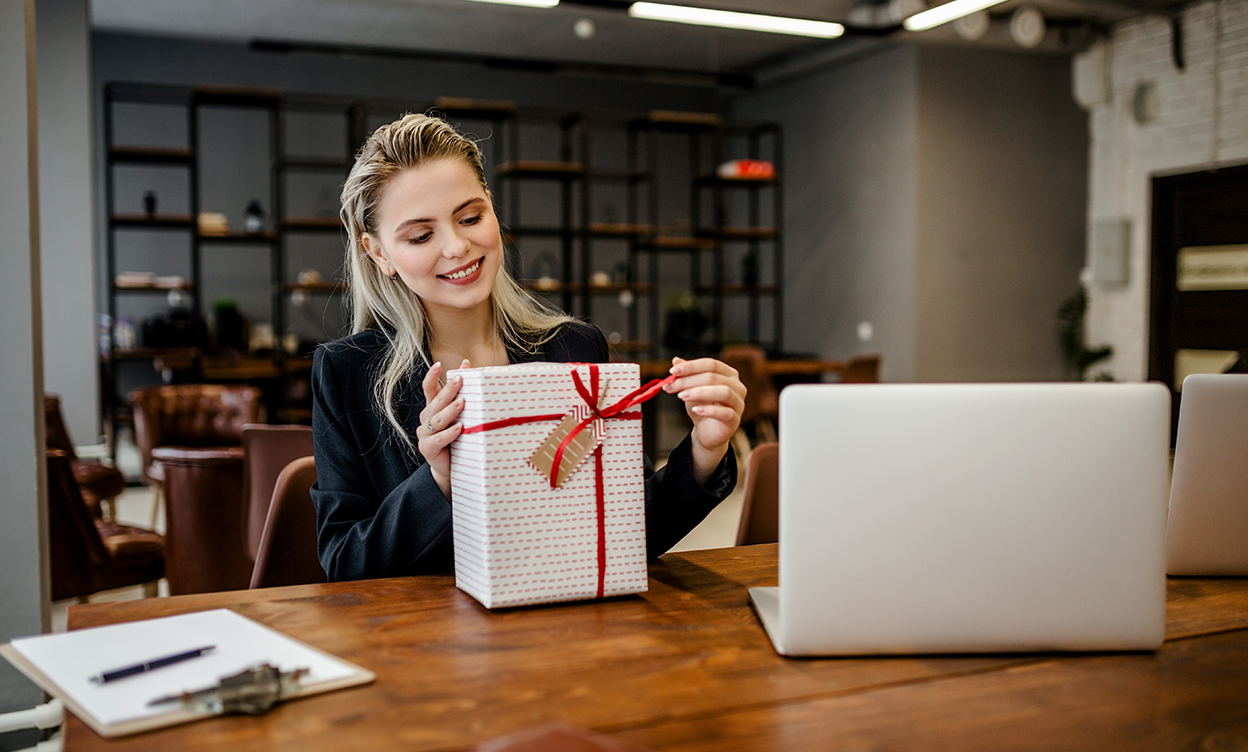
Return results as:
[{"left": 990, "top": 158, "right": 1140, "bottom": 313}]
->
[
  {"left": 250, "top": 456, "right": 326, "bottom": 589},
  {"left": 154, "top": 446, "right": 253, "bottom": 595},
  {"left": 718, "top": 345, "right": 779, "bottom": 444},
  {"left": 735, "top": 442, "right": 779, "bottom": 546},
  {"left": 44, "top": 394, "right": 127, "bottom": 520},
  {"left": 129, "top": 384, "right": 261, "bottom": 523},
  {"left": 241, "top": 424, "right": 314, "bottom": 563},
  {"left": 47, "top": 450, "right": 164, "bottom": 602}
]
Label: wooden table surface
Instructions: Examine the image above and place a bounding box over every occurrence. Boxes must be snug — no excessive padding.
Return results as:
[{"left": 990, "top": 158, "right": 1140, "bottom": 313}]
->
[{"left": 64, "top": 544, "right": 1248, "bottom": 751}]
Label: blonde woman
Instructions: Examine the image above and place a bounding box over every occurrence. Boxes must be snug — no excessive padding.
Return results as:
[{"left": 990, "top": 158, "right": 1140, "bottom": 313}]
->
[{"left": 311, "top": 113, "right": 746, "bottom": 582}]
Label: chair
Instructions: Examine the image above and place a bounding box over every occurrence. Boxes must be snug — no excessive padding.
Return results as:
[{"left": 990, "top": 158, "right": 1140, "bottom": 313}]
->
[
  {"left": 840, "top": 354, "right": 881, "bottom": 384},
  {"left": 241, "top": 424, "right": 314, "bottom": 563},
  {"left": 718, "top": 345, "right": 779, "bottom": 444},
  {"left": 735, "top": 442, "right": 779, "bottom": 546},
  {"left": 129, "top": 384, "right": 261, "bottom": 524},
  {"left": 250, "top": 456, "right": 327, "bottom": 589},
  {"left": 154, "top": 446, "right": 253, "bottom": 595},
  {"left": 46, "top": 449, "right": 164, "bottom": 602},
  {"left": 44, "top": 394, "right": 126, "bottom": 520}
]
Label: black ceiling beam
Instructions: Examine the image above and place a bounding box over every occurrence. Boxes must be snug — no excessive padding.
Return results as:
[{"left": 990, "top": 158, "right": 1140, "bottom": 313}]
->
[{"left": 249, "top": 38, "right": 754, "bottom": 89}]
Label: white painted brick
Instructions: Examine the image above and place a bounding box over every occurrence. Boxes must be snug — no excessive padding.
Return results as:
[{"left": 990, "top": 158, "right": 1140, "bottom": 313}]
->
[{"left": 1081, "top": 0, "right": 1248, "bottom": 382}]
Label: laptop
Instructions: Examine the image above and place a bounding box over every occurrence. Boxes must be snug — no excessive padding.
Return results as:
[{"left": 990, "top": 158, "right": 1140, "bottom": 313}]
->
[
  {"left": 749, "top": 382, "right": 1171, "bottom": 656},
  {"left": 1166, "top": 373, "right": 1248, "bottom": 576}
]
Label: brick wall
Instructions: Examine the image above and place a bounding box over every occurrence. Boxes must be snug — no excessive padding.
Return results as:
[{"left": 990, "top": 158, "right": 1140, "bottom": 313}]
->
[{"left": 1078, "top": 0, "right": 1248, "bottom": 381}]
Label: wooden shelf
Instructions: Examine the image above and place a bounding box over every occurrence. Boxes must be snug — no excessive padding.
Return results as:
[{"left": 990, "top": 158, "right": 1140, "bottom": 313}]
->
[
  {"left": 113, "top": 281, "right": 195, "bottom": 293},
  {"left": 525, "top": 281, "right": 652, "bottom": 295},
  {"left": 641, "top": 236, "right": 718, "bottom": 250},
  {"left": 698, "top": 173, "right": 778, "bottom": 185},
  {"left": 589, "top": 223, "right": 654, "bottom": 237},
  {"left": 715, "top": 226, "right": 778, "bottom": 240},
  {"left": 109, "top": 146, "right": 194, "bottom": 164},
  {"left": 647, "top": 110, "right": 722, "bottom": 129},
  {"left": 109, "top": 347, "right": 199, "bottom": 361},
  {"left": 281, "top": 216, "right": 343, "bottom": 231},
  {"left": 282, "top": 281, "right": 347, "bottom": 294},
  {"left": 197, "top": 229, "right": 279, "bottom": 242},
  {"left": 496, "top": 161, "right": 584, "bottom": 178},
  {"left": 111, "top": 213, "right": 195, "bottom": 227},
  {"left": 200, "top": 356, "right": 282, "bottom": 380},
  {"left": 697, "top": 284, "right": 780, "bottom": 295}
]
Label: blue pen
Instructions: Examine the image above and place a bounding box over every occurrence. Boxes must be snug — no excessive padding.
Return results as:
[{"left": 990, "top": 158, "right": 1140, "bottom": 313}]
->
[{"left": 90, "top": 646, "right": 216, "bottom": 684}]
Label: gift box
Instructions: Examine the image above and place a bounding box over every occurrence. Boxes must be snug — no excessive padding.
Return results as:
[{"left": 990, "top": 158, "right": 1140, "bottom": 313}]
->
[{"left": 448, "top": 362, "right": 668, "bottom": 609}]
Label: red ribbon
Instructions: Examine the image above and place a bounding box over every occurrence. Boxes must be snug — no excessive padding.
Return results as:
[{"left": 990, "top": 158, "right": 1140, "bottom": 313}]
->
[{"left": 460, "top": 364, "right": 676, "bottom": 598}]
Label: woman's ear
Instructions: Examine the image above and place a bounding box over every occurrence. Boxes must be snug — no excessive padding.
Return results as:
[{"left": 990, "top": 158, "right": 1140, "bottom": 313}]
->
[{"left": 361, "top": 233, "right": 394, "bottom": 277}]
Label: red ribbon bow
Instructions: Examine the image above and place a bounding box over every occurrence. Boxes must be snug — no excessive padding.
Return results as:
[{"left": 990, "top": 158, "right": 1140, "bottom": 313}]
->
[{"left": 460, "top": 364, "right": 676, "bottom": 598}]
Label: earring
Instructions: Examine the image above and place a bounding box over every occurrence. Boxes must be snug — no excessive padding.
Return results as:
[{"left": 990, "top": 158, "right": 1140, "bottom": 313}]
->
[{"left": 390, "top": 272, "right": 399, "bottom": 281}]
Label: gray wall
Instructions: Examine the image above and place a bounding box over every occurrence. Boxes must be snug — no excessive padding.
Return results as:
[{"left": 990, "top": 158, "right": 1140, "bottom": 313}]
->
[
  {"left": 735, "top": 42, "right": 1086, "bottom": 383},
  {"left": 734, "top": 44, "right": 920, "bottom": 381},
  {"left": 914, "top": 46, "right": 1087, "bottom": 383},
  {"left": 39, "top": 0, "right": 98, "bottom": 442},
  {"left": 1, "top": 0, "right": 50, "bottom": 728}
]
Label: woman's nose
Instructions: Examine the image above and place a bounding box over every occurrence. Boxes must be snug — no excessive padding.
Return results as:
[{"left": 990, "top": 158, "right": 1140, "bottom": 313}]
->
[{"left": 442, "top": 229, "right": 470, "bottom": 258}]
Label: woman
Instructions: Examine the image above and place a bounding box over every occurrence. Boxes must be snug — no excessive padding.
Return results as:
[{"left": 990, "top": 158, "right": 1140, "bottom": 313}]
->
[{"left": 311, "top": 113, "right": 746, "bottom": 582}]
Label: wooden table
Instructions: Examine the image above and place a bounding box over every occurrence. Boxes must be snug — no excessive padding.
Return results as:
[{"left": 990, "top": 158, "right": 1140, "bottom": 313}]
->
[
  {"left": 64, "top": 544, "right": 1248, "bottom": 751},
  {"left": 635, "top": 359, "right": 847, "bottom": 381}
]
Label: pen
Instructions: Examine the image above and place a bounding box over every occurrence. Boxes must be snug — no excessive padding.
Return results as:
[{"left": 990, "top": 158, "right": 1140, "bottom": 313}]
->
[{"left": 90, "top": 646, "right": 216, "bottom": 684}]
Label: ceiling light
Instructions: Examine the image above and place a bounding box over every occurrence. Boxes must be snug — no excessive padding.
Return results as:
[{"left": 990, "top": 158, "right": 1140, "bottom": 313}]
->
[
  {"left": 1009, "top": 6, "right": 1046, "bottom": 47},
  {"left": 628, "top": 2, "right": 844, "bottom": 39},
  {"left": 903, "top": 0, "right": 1009, "bottom": 32},
  {"left": 460, "top": 0, "right": 559, "bottom": 7}
]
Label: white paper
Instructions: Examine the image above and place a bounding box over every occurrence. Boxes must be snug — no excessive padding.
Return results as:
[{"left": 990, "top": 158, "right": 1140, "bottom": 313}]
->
[{"left": 10, "top": 609, "right": 356, "bottom": 727}]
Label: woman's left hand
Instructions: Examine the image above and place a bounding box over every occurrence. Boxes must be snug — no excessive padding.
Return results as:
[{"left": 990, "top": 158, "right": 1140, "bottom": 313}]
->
[{"left": 663, "top": 357, "right": 746, "bottom": 485}]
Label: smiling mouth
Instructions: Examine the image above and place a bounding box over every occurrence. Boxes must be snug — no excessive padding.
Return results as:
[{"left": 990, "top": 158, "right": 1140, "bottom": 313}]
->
[{"left": 438, "top": 258, "right": 482, "bottom": 280}]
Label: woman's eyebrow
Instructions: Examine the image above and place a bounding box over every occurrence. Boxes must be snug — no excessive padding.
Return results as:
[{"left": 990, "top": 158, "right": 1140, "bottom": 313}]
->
[{"left": 393, "top": 197, "right": 484, "bottom": 232}]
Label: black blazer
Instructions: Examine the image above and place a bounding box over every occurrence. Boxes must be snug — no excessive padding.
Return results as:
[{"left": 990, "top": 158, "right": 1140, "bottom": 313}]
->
[{"left": 310, "top": 321, "right": 736, "bottom": 582}]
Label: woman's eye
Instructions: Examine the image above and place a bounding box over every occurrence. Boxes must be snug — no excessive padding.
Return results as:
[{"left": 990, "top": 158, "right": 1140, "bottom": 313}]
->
[
  {"left": 408, "top": 232, "right": 432, "bottom": 245},
  {"left": 462, "top": 214, "right": 483, "bottom": 226}
]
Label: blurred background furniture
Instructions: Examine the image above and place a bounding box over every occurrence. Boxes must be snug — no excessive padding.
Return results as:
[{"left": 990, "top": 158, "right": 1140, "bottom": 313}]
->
[
  {"left": 129, "top": 384, "right": 261, "bottom": 524},
  {"left": 735, "top": 442, "right": 779, "bottom": 546},
  {"left": 718, "top": 345, "right": 780, "bottom": 445},
  {"left": 44, "top": 394, "right": 126, "bottom": 520},
  {"left": 46, "top": 449, "right": 164, "bottom": 602},
  {"left": 250, "top": 456, "right": 326, "bottom": 588},
  {"left": 153, "top": 446, "right": 252, "bottom": 595},
  {"left": 840, "top": 354, "right": 881, "bottom": 384},
  {"left": 241, "top": 424, "right": 314, "bottom": 564}
]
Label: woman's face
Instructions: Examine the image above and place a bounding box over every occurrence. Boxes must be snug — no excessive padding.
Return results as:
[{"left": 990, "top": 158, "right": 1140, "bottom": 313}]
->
[{"left": 363, "top": 158, "right": 502, "bottom": 316}]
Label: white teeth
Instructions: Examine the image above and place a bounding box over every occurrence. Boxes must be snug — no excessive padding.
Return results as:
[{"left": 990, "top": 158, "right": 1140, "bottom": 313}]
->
[{"left": 441, "top": 259, "right": 481, "bottom": 280}]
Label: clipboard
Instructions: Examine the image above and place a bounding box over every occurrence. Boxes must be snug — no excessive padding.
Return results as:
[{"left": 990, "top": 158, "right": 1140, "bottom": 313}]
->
[{"left": 0, "top": 608, "right": 374, "bottom": 738}]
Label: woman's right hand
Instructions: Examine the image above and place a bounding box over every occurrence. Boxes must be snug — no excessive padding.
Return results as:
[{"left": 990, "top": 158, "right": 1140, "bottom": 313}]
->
[{"left": 418, "top": 359, "right": 469, "bottom": 499}]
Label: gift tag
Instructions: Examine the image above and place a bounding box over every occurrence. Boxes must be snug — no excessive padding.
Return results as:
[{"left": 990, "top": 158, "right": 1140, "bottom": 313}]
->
[{"left": 530, "top": 405, "right": 601, "bottom": 488}]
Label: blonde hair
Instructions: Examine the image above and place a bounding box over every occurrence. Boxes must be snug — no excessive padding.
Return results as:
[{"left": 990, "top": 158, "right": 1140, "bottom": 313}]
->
[{"left": 340, "top": 113, "right": 571, "bottom": 452}]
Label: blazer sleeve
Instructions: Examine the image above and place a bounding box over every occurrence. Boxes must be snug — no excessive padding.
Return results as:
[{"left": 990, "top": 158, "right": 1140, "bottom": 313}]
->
[
  {"left": 310, "top": 346, "right": 454, "bottom": 581},
  {"left": 564, "top": 323, "right": 738, "bottom": 558}
]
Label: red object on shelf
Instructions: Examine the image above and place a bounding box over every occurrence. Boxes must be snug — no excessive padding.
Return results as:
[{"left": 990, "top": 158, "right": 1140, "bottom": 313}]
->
[{"left": 716, "top": 159, "right": 775, "bottom": 180}]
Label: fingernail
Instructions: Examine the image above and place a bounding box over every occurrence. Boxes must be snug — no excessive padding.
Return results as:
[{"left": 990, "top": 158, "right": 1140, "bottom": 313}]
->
[
  {"left": 678, "top": 390, "right": 690, "bottom": 400},
  {"left": 432, "top": 361, "right": 441, "bottom": 371}
]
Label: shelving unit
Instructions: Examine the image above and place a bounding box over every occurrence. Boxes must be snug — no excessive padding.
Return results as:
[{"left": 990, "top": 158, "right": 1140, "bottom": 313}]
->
[{"left": 101, "top": 83, "right": 783, "bottom": 448}]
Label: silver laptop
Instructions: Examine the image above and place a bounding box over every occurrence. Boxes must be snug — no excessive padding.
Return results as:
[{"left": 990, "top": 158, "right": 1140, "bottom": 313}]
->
[
  {"left": 1166, "top": 373, "right": 1248, "bottom": 576},
  {"left": 749, "top": 383, "right": 1171, "bottom": 656}
]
